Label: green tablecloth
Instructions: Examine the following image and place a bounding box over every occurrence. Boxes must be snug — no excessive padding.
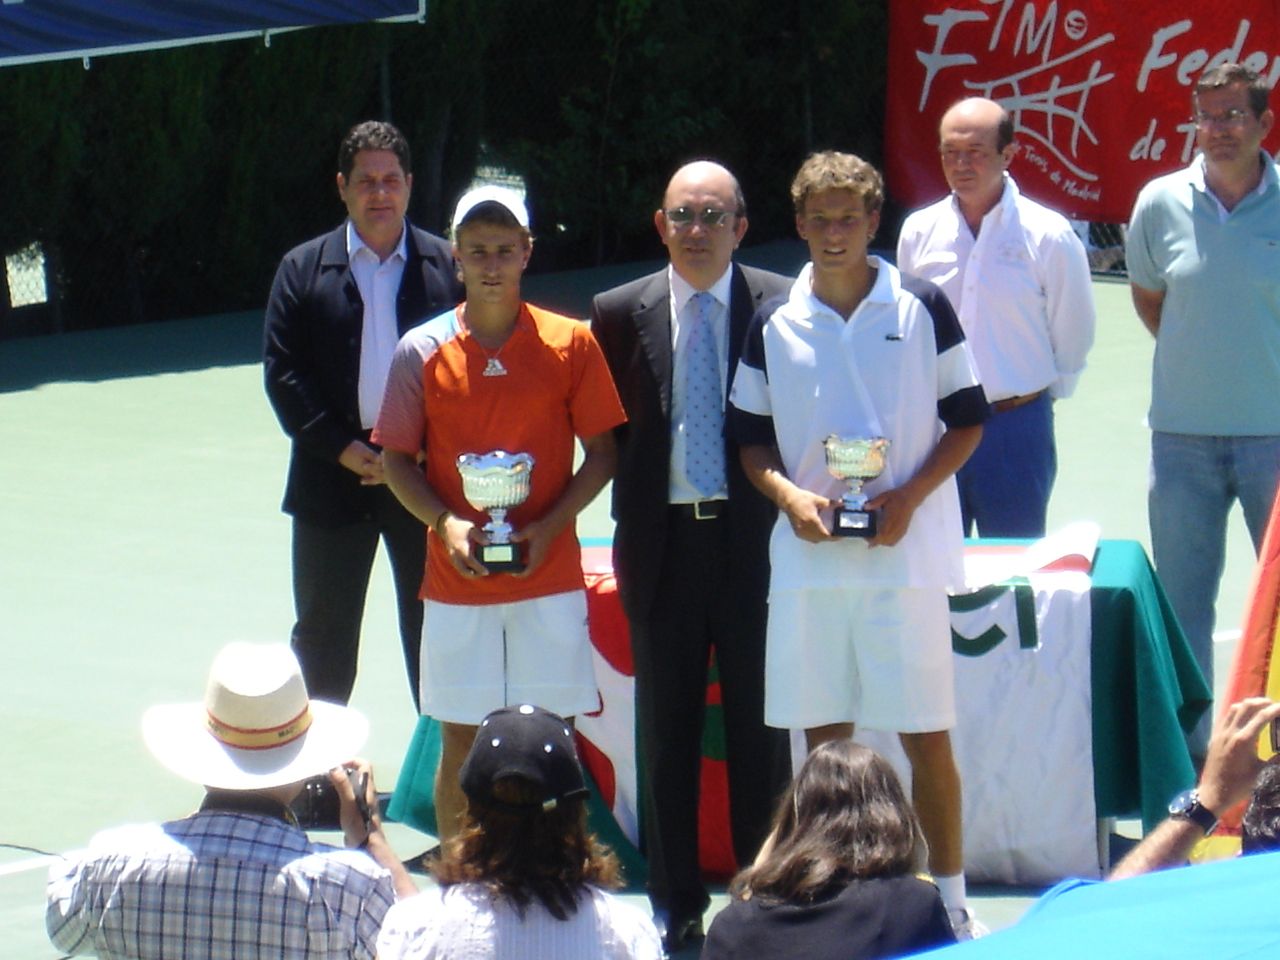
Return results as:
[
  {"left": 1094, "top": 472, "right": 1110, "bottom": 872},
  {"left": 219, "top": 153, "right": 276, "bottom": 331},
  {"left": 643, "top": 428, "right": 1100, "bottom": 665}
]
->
[{"left": 1082, "top": 539, "right": 1211, "bottom": 830}]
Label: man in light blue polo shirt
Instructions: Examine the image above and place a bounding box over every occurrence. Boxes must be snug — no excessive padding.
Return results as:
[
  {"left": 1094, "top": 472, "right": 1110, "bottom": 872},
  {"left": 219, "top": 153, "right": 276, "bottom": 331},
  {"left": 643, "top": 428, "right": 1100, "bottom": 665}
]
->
[{"left": 1126, "top": 62, "right": 1280, "bottom": 761}]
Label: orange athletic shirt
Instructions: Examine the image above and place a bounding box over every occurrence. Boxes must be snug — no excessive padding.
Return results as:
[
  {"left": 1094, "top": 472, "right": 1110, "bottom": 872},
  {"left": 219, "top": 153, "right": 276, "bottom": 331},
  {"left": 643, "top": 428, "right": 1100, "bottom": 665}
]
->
[{"left": 374, "top": 302, "right": 626, "bottom": 605}]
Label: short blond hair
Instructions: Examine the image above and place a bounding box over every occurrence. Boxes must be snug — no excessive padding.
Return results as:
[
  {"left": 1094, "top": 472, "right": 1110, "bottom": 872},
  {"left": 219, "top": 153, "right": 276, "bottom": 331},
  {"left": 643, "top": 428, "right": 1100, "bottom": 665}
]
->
[{"left": 790, "top": 151, "right": 884, "bottom": 216}]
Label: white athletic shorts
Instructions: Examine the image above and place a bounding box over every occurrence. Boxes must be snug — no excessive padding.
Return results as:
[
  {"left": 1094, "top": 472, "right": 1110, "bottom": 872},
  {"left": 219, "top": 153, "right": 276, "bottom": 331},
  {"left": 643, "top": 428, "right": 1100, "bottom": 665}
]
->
[
  {"left": 764, "top": 587, "right": 955, "bottom": 733},
  {"left": 420, "top": 589, "right": 599, "bottom": 724}
]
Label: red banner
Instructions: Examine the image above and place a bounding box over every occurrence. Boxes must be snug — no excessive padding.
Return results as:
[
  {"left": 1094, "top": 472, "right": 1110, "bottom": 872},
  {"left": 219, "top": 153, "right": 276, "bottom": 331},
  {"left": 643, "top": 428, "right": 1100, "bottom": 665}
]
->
[{"left": 886, "top": 2, "right": 1280, "bottom": 222}]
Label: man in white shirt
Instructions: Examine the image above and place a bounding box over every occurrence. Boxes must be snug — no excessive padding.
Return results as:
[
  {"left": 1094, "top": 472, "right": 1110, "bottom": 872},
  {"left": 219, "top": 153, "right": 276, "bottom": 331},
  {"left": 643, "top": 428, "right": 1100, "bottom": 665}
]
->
[
  {"left": 898, "top": 97, "right": 1096, "bottom": 537},
  {"left": 264, "top": 121, "right": 461, "bottom": 708}
]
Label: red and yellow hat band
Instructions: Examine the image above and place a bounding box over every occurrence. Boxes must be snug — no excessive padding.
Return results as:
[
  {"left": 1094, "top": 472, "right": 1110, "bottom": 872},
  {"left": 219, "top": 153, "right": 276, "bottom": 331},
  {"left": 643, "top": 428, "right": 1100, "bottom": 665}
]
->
[{"left": 207, "top": 706, "right": 312, "bottom": 751}]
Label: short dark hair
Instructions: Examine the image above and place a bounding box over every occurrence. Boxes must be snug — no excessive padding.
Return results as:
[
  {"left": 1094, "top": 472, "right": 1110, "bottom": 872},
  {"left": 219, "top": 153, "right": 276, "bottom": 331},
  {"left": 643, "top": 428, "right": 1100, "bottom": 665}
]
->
[
  {"left": 790, "top": 151, "right": 884, "bottom": 217},
  {"left": 337, "top": 120, "right": 411, "bottom": 180},
  {"left": 1242, "top": 756, "right": 1280, "bottom": 854},
  {"left": 432, "top": 776, "right": 622, "bottom": 920},
  {"left": 729, "top": 741, "right": 925, "bottom": 904},
  {"left": 1196, "top": 62, "right": 1270, "bottom": 118}
]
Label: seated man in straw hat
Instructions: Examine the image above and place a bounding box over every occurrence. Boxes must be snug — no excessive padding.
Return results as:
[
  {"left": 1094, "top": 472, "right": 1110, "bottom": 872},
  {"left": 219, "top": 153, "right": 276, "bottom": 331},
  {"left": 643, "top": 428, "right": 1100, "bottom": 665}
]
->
[{"left": 46, "top": 642, "right": 416, "bottom": 960}]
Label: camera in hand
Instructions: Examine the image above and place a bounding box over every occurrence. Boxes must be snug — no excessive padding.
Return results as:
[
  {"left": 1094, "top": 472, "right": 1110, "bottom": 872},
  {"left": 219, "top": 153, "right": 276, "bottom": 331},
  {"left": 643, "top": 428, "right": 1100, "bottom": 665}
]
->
[{"left": 290, "top": 767, "right": 369, "bottom": 829}]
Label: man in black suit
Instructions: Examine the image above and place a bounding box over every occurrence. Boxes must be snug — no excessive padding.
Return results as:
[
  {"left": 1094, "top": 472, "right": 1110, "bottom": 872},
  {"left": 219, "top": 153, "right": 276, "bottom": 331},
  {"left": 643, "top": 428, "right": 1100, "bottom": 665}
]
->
[
  {"left": 591, "top": 160, "right": 790, "bottom": 952},
  {"left": 263, "top": 121, "right": 460, "bottom": 708}
]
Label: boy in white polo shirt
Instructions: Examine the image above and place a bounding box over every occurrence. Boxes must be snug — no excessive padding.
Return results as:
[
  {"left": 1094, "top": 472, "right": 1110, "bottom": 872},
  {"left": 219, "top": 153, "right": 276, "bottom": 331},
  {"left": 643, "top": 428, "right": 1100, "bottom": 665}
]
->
[{"left": 727, "top": 151, "right": 988, "bottom": 937}]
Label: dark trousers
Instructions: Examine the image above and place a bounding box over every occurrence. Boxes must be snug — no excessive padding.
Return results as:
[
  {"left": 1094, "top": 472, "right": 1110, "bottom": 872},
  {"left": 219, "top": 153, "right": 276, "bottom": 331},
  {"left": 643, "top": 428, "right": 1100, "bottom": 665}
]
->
[
  {"left": 630, "top": 510, "right": 788, "bottom": 917},
  {"left": 290, "top": 487, "right": 426, "bottom": 708}
]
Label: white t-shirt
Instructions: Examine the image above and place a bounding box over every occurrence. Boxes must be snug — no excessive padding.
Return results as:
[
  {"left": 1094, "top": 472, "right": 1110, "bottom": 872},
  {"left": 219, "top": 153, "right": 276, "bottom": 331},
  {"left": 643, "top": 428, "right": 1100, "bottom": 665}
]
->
[{"left": 376, "top": 882, "right": 662, "bottom": 960}]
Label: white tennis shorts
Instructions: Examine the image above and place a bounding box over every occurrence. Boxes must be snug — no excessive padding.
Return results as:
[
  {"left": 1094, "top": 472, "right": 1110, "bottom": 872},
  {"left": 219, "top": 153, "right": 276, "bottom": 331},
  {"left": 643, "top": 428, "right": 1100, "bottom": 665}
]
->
[
  {"left": 419, "top": 589, "right": 599, "bottom": 724},
  {"left": 764, "top": 586, "right": 955, "bottom": 733}
]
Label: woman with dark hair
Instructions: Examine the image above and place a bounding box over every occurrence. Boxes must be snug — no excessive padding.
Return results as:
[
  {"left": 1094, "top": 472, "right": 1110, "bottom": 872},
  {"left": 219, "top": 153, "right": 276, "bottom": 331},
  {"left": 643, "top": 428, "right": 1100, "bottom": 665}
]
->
[
  {"left": 376, "top": 704, "right": 661, "bottom": 960},
  {"left": 701, "top": 741, "right": 956, "bottom": 960}
]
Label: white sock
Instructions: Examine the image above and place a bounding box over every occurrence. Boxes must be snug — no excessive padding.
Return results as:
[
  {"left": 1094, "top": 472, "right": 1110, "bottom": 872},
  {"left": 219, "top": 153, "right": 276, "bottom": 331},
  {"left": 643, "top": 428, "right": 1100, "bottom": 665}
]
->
[{"left": 934, "top": 873, "right": 967, "bottom": 915}]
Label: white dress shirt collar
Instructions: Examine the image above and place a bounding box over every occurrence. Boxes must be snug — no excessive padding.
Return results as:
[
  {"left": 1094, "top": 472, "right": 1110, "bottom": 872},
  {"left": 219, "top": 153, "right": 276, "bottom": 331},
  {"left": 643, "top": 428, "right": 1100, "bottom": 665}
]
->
[
  {"left": 346, "top": 219, "right": 408, "bottom": 264},
  {"left": 668, "top": 263, "right": 733, "bottom": 318}
]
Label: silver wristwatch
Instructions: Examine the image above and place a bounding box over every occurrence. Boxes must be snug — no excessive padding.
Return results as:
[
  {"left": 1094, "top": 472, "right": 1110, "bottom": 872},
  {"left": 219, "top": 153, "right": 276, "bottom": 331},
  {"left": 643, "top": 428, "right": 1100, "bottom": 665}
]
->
[{"left": 1168, "top": 788, "right": 1218, "bottom": 834}]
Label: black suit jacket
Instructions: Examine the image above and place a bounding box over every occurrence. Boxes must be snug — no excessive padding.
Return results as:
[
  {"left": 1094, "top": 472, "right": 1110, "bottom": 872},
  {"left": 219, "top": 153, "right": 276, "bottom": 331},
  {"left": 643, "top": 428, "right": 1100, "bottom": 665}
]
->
[
  {"left": 592, "top": 264, "right": 791, "bottom": 621},
  {"left": 263, "top": 221, "right": 460, "bottom": 525}
]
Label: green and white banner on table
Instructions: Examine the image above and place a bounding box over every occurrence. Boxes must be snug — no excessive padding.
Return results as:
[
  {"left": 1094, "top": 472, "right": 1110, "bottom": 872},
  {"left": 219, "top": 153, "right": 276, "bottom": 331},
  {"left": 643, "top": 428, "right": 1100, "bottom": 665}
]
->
[{"left": 859, "top": 565, "right": 1099, "bottom": 883}]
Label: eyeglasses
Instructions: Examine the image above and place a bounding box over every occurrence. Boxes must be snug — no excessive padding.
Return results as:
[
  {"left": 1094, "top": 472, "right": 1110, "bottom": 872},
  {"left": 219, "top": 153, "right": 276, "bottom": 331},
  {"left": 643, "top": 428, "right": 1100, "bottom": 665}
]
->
[
  {"left": 1193, "top": 108, "right": 1251, "bottom": 129},
  {"left": 664, "top": 206, "right": 734, "bottom": 229}
]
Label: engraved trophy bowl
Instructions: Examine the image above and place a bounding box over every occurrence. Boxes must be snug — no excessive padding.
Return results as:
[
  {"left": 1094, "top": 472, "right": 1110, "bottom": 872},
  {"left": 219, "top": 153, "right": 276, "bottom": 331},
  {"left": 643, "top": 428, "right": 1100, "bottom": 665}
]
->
[
  {"left": 456, "top": 450, "right": 536, "bottom": 572},
  {"left": 822, "top": 435, "right": 890, "bottom": 538}
]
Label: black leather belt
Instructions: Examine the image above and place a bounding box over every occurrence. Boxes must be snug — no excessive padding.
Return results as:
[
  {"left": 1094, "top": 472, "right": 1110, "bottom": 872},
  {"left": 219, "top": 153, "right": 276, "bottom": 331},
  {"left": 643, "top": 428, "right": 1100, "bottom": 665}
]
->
[{"left": 670, "top": 500, "right": 726, "bottom": 520}]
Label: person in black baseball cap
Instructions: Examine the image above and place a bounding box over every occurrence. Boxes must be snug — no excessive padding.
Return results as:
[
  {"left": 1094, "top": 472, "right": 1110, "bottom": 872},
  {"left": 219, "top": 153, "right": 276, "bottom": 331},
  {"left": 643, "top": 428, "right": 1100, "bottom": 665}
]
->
[
  {"left": 377, "top": 704, "right": 662, "bottom": 959},
  {"left": 459, "top": 703, "right": 592, "bottom": 810}
]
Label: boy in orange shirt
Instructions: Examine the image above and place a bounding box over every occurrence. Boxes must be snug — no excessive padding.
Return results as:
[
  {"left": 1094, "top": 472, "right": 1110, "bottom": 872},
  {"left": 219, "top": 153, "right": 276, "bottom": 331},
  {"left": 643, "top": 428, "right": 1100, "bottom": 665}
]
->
[{"left": 375, "top": 185, "right": 625, "bottom": 839}]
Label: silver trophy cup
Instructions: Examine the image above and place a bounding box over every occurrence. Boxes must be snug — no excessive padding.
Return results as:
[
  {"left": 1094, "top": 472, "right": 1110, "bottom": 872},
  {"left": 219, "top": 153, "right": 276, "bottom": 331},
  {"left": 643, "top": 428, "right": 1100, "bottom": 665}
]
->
[
  {"left": 823, "top": 435, "right": 890, "bottom": 538},
  {"left": 456, "top": 451, "right": 536, "bottom": 573}
]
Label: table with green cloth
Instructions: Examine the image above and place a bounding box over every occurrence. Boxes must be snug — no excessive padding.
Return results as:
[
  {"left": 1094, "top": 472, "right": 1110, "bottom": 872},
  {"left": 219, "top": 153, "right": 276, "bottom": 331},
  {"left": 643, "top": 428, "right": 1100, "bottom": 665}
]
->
[
  {"left": 387, "top": 539, "right": 1209, "bottom": 881},
  {"left": 1084, "top": 539, "right": 1210, "bottom": 829}
]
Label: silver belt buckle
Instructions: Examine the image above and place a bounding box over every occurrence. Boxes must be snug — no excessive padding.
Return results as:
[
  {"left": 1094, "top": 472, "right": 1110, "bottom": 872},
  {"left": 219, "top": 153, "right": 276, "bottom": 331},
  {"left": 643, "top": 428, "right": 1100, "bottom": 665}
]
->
[{"left": 693, "top": 500, "right": 717, "bottom": 520}]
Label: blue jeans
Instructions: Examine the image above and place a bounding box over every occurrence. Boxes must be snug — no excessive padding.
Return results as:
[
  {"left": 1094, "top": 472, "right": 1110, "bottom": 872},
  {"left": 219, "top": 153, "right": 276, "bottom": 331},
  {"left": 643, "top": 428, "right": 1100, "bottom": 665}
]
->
[
  {"left": 958, "top": 391, "right": 1056, "bottom": 538},
  {"left": 1149, "top": 432, "right": 1280, "bottom": 756}
]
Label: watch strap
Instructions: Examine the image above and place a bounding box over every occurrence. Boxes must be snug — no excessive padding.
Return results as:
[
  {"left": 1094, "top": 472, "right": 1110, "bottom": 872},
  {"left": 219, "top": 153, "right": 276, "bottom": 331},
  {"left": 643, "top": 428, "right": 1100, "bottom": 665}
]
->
[{"left": 1169, "top": 789, "right": 1218, "bottom": 834}]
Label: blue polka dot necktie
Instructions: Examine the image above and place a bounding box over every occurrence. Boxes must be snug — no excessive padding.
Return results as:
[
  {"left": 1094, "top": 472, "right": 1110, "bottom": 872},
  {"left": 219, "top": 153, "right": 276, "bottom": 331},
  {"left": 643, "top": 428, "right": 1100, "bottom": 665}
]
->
[{"left": 684, "top": 291, "right": 726, "bottom": 497}]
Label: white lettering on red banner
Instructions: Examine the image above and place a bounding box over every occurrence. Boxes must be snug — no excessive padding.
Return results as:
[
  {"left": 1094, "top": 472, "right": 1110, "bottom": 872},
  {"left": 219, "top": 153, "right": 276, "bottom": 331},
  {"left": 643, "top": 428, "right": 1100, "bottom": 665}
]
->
[{"left": 887, "top": 2, "right": 1280, "bottom": 221}]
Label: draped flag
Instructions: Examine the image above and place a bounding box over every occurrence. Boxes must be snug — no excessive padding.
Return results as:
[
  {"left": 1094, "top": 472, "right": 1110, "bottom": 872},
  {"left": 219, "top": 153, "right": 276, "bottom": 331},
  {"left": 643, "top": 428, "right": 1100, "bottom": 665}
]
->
[
  {"left": 1209, "top": 488, "right": 1280, "bottom": 844},
  {"left": 386, "top": 559, "right": 739, "bottom": 884},
  {"left": 859, "top": 543, "right": 1099, "bottom": 883}
]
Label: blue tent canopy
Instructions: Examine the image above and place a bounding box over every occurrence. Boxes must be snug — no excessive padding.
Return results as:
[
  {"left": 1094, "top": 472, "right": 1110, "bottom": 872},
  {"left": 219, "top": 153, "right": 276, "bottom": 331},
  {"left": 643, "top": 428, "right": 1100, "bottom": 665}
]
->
[
  {"left": 913, "top": 851, "right": 1280, "bottom": 959},
  {"left": 0, "top": 1, "right": 425, "bottom": 67}
]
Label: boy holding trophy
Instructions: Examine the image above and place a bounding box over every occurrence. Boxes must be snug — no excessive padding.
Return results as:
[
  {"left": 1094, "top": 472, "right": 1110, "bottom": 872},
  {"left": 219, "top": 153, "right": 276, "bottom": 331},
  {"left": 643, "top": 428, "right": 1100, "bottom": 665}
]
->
[
  {"left": 726, "top": 152, "right": 989, "bottom": 937},
  {"left": 374, "top": 185, "right": 625, "bottom": 840}
]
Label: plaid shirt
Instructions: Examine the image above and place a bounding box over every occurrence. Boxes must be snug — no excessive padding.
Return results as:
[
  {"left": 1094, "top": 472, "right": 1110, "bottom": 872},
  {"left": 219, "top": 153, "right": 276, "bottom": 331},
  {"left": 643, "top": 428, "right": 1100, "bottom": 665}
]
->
[{"left": 47, "top": 810, "right": 396, "bottom": 960}]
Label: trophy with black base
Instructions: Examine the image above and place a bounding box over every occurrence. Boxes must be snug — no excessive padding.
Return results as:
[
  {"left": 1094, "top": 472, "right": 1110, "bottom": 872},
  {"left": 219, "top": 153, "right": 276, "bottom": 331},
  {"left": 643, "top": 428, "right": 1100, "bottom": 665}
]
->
[
  {"left": 456, "top": 450, "right": 535, "bottom": 573},
  {"left": 823, "top": 435, "right": 889, "bottom": 538}
]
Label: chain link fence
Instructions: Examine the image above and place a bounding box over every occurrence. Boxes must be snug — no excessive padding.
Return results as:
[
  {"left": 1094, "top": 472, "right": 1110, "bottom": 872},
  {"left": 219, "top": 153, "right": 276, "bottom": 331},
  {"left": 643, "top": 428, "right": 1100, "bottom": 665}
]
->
[{"left": 1075, "top": 222, "right": 1128, "bottom": 276}]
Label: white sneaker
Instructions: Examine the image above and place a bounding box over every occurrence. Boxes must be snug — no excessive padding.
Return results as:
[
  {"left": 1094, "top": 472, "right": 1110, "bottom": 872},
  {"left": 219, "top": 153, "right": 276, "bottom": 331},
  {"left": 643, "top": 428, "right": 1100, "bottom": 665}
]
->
[{"left": 949, "top": 908, "right": 990, "bottom": 941}]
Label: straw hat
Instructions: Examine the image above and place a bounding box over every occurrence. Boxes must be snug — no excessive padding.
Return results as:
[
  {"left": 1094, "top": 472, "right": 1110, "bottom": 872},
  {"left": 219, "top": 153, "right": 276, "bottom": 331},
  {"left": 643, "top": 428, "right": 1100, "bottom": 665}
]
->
[{"left": 141, "top": 642, "right": 367, "bottom": 790}]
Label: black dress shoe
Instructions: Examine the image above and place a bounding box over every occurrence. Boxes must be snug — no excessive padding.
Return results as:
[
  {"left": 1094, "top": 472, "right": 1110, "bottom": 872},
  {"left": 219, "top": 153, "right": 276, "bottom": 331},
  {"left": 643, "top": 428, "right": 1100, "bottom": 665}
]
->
[{"left": 652, "top": 909, "right": 705, "bottom": 955}]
